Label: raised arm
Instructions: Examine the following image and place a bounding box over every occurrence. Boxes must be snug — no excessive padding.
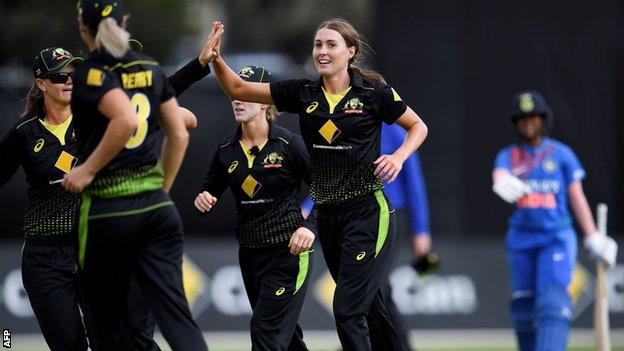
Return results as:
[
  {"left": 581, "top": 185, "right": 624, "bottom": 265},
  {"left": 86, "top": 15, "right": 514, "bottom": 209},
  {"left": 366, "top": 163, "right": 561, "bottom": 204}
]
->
[{"left": 209, "top": 22, "right": 274, "bottom": 105}]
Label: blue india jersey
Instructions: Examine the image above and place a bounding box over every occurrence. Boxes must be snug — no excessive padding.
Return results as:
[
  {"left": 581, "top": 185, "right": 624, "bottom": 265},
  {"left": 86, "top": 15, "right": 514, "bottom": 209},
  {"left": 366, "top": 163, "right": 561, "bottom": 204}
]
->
[{"left": 493, "top": 138, "right": 585, "bottom": 236}]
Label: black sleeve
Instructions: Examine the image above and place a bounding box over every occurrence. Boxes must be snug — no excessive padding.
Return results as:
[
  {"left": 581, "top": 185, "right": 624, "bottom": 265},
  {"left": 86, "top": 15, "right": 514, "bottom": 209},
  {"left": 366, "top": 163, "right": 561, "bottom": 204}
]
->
[
  {"left": 167, "top": 58, "right": 211, "bottom": 97},
  {"left": 289, "top": 134, "right": 313, "bottom": 186},
  {"left": 301, "top": 205, "right": 317, "bottom": 236},
  {"left": 287, "top": 133, "right": 317, "bottom": 235},
  {"left": 0, "top": 125, "right": 21, "bottom": 189},
  {"left": 158, "top": 68, "right": 176, "bottom": 103},
  {"left": 376, "top": 85, "right": 408, "bottom": 124},
  {"left": 73, "top": 64, "right": 121, "bottom": 105},
  {"left": 200, "top": 148, "right": 230, "bottom": 199},
  {"left": 269, "top": 79, "right": 308, "bottom": 113}
]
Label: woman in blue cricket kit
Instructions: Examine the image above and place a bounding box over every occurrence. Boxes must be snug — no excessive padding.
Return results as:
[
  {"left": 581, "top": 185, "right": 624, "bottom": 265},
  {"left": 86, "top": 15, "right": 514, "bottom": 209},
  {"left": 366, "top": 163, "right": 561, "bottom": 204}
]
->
[{"left": 492, "top": 91, "right": 618, "bottom": 351}]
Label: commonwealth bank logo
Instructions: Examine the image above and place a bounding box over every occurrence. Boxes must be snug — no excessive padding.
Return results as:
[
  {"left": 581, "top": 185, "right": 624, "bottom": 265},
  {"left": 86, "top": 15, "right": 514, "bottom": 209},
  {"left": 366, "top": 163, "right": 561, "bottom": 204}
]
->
[
  {"left": 241, "top": 175, "right": 261, "bottom": 198},
  {"left": 318, "top": 120, "right": 341, "bottom": 144}
]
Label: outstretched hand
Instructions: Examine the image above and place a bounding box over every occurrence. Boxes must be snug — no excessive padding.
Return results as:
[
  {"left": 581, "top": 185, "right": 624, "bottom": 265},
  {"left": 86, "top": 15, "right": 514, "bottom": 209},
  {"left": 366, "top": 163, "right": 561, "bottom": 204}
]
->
[{"left": 198, "top": 21, "right": 225, "bottom": 66}]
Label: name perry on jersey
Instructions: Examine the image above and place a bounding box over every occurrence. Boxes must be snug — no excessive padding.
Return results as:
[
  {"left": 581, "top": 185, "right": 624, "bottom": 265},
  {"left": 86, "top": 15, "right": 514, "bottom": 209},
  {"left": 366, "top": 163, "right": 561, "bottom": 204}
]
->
[{"left": 121, "top": 70, "right": 153, "bottom": 90}]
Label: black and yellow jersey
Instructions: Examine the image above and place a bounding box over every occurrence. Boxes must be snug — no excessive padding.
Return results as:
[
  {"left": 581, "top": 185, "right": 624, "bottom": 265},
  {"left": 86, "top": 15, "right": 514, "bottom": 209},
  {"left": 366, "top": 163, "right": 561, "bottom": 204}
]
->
[
  {"left": 201, "top": 124, "right": 316, "bottom": 248},
  {"left": 0, "top": 57, "right": 207, "bottom": 238},
  {"left": 0, "top": 113, "right": 79, "bottom": 238},
  {"left": 269, "top": 69, "right": 408, "bottom": 206},
  {"left": 71, "top": 49, "right": 175, "bottom": 197}
]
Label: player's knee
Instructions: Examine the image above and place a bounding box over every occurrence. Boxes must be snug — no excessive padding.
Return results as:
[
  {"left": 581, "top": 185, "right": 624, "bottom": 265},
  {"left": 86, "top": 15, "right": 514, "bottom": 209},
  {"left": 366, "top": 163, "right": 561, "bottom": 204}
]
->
[
  {"left": 510, "top": 292, "right": 535, "bottom": 331},
  {"left": 536, "top": 283, "right": 573, "bottom": 323}
]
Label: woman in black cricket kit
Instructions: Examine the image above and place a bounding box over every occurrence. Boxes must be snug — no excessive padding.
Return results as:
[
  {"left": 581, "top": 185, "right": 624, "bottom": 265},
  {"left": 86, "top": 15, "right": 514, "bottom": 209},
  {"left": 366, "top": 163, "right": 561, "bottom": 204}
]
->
[
  {"left": 0, "top": 39, "right": 214, "bottom": 350},
  {"left": 61, "top": 0, "right": 219, "bottom": 349},
  {"left": 0, "top": 47, "right": 87, "bottom": 351},
  {"left": 194, "top": 66, "right": 315, "bottom": 351},
  {"left": 207, "top": 18, "right": 428, "bottom": 351}
]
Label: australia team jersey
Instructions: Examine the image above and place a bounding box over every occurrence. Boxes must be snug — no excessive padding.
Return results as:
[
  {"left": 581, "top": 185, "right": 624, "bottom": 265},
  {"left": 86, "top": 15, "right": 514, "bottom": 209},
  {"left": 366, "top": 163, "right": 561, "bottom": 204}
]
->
[
  {"left": 71, "top": 49, "right": 175, "bottom": 197},
  {"left": 0, "top": 114, "right": 80, "bottom": 238},
  {"left": 494, "top": 137, "right": 585, "bottom": 233},
  {"left": 270, "top": 69, "right": 407, "bottom": 206},
  {"left": 202, "top": 124, "right": 316, "bottom": 248}
]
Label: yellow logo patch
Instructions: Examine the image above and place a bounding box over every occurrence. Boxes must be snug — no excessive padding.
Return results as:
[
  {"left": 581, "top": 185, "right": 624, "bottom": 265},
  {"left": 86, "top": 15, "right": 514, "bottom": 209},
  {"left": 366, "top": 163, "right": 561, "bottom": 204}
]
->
[
  {"left": 101, "top": 4, "right": 113, "bottom": 16},
  {"left": 33, "top": 139, "right": 45, "bottom": 153},
  {"left": 241, "top": 175, "right": 261, "bottom": 198},
  {"left": 318, "top": 119, "right": 341, "bottom": 144},
  {"left": 306, "top": 101, "right": 319, "bottom": 113},
  {"left": 391, "top": 88, "right": 402, "bottom": 102},
  {"left": 228, "top": 161, "right": 239, "bottom": 173},
  {"left": 275, "top": 287, "right": 286, "bottom": 296},
  {"left": 86, "top": 68, "right": 104, "bottom": 87},
  {"left": 54, "top": 151, "right": 78, "bottom": 174},
  {"left": 356, "top": 251, "right": 366, "bottom": 261}
]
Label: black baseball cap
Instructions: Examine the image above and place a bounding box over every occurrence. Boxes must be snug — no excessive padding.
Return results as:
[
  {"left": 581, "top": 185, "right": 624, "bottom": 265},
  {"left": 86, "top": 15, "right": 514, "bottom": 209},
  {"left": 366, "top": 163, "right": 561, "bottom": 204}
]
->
[
  {"left": 237, "top": 66, "right": 273, "bottom": 83},
  {"left": 77, "top": 0, "right": 124, "bottom": 34},
  {"left": 33, "top": 47, "right": 83, "bottom": 78}
]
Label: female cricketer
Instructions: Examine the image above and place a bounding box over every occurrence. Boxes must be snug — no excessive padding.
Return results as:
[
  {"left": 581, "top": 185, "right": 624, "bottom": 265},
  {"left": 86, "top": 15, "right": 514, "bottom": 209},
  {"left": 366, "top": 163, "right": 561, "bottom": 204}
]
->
[
  {"left": 195, "top": 66, "right": 315, "bottom": 351},
  {"left": 492, "top": 90, "right": 618, "bottom": 351},
  {"left": 61, "top": 0, "right": 219, "bottom": 349},
  {"left": 207, "top": 18, "right": 428, "bottom": 350},
  {"left": 0, "top": 35, "right": 214, "bottom": 350}
]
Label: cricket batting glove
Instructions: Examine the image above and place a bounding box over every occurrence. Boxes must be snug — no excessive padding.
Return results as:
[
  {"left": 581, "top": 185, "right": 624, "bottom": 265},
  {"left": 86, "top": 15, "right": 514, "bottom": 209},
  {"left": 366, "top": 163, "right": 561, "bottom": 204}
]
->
[
  {"left": 493, "top": 174, "right": 531, "bottom": 204},
  {"left": 585, "top": 233, "right": 618, "bottom": 268}
]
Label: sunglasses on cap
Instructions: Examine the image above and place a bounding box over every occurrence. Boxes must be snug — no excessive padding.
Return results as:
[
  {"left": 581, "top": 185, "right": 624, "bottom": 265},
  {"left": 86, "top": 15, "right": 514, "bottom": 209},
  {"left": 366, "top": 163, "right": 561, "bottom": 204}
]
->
[{"left": 46, "top": 72, "right": 73, "bottom": 84}]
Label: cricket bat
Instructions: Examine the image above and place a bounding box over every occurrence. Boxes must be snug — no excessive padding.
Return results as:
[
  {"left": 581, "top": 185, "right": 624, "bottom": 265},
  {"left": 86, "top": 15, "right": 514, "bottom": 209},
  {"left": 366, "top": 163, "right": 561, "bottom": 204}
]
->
[{"left": 594, "top": 203, "right": 611, "bottom": 351}]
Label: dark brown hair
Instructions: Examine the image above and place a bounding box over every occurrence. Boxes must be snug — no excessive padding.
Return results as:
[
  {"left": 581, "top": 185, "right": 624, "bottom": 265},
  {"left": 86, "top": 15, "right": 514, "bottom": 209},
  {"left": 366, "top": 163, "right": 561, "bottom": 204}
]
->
[
  {"left": 315, "top": 18, "right": 386, "bottom": 84},
  {"left": 21, "top": 82, "right": 44, "bottom": 118}
]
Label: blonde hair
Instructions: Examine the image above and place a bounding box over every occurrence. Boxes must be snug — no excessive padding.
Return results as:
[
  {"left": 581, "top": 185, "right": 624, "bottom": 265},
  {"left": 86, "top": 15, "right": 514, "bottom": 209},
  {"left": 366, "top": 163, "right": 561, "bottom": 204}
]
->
[
  {"left": 315, "top": 18, "right": 386, "bottom": 84},
  {"left": 266, "top": 105, "right": 278, "bottom": 121},
  {"left": 95, "top": 17, "right": 130, "bottom": 58}
]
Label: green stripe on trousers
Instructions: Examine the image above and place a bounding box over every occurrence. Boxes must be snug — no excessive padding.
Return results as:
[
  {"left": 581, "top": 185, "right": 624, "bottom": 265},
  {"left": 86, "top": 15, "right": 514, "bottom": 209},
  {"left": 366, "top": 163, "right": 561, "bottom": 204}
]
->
[
  {"left": 294, "top": 250, "right": 310, "bottom": 294},
  {"left": 374, "top": 190, "right": 390, "bottom": 257}
]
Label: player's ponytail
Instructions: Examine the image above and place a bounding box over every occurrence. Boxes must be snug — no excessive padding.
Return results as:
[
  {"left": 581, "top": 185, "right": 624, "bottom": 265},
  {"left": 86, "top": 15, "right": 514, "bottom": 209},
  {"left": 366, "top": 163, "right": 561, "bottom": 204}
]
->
[
  {"left": 315, "top": 18, "right": 386, "bottom": 84},
  {"left": 95, "top": 17, "right": 130, "bottom": 58},
  {"left": 21, "top": 82, "right": 44, "bottom": 118}
]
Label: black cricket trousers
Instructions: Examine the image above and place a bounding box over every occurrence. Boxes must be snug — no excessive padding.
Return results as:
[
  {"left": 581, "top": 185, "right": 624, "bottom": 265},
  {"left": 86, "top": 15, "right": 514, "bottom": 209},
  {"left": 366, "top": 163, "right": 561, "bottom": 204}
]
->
[
  {"left": 78, "top": 189, "right": 207, "bottom": 351},
  {"left": 317, "top": 190, "right": 407, "bottom": 351}
]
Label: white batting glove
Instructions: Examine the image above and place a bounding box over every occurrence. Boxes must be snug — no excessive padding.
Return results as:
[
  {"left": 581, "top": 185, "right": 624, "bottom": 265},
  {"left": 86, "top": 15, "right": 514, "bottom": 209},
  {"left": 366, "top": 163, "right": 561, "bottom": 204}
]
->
[
  {"left": 492, "top": 174, "right": 531, "bottom": 204},
  {"left": 585, "top": 233, "right": 618, "bottom": 268}
]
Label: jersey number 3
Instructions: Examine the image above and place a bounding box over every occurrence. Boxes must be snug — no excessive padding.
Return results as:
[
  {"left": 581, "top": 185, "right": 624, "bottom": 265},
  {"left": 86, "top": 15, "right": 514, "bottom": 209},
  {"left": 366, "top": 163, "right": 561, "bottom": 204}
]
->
[{"left": 125, "top": 92, "right": 151, "bottom": 149}]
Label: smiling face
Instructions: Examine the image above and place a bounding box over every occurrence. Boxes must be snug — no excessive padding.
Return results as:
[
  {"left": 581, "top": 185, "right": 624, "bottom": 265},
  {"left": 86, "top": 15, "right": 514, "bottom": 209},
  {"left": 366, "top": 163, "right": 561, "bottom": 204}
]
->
[
  {"left": 231, "top": 100, "right": 267, "bottom": 123},
  {"left": 36, "top": 66, "right": 74, "bottom": 107},
  {"left": 313, "top": 27, "right": 355, "bottom": 77}
]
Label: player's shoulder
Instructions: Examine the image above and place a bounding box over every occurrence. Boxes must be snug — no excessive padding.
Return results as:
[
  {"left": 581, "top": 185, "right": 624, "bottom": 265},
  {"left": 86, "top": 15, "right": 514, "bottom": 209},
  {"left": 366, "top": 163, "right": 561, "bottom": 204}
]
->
[
  {"left": 272, "top": 125, "right": 306, "bottom": 147},
  {"left": 217, "top": 134, "right": 235, "bottom": 150},
  {"left": 271, "top": 124, "right": 296, "bottom": 140},
  {"left": 13, "top": 113, "right": 40, "bottom": 132},
  {"left": 546, "top": 138, "right": 576, "bottom": 156},
  {"left": 497, "top": 143, "right": 515, "bottom": 155}
]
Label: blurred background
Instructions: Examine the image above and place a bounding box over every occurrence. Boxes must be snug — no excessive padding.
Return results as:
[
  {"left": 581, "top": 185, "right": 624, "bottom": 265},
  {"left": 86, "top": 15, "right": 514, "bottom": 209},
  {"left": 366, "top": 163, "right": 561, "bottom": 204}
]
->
[{"left": 0, "top": 0, "right": 622, "bottom": 350}]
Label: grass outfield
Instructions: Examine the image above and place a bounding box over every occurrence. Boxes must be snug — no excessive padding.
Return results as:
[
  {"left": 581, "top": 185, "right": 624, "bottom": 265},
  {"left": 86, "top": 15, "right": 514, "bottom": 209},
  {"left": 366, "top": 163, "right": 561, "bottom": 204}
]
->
[{"left": 7, "top": 329, "right": 624, "bottom": 350}]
